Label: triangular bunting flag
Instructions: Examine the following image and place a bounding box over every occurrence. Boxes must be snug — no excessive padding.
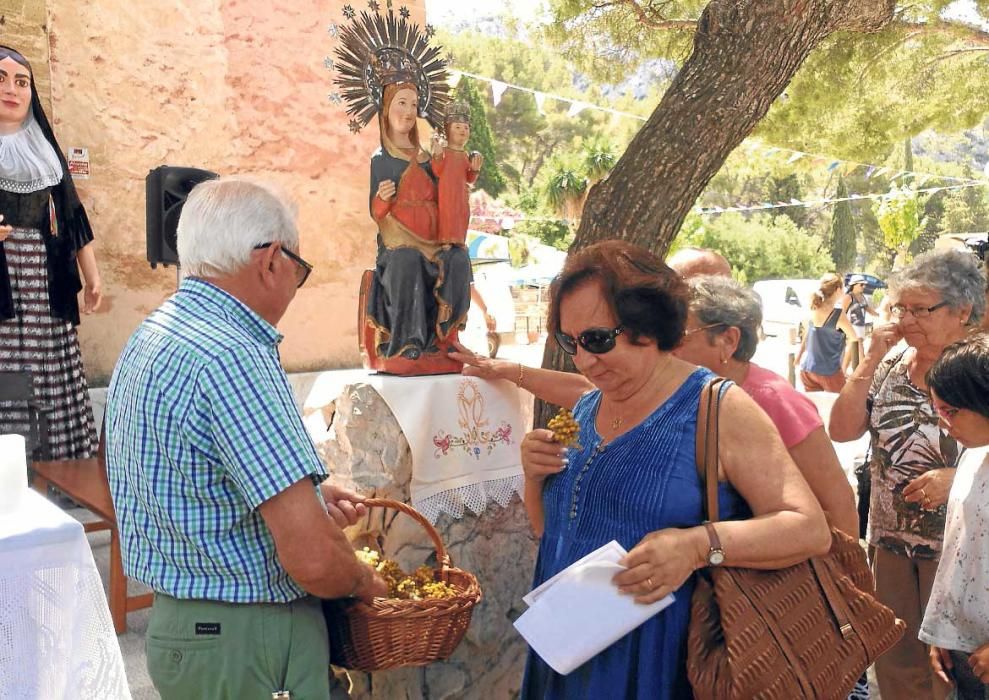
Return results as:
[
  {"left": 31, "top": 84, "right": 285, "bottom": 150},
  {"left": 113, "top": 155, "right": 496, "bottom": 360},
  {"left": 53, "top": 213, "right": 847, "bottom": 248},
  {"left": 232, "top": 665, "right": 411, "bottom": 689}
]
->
[
  {"left": 491, "top": 80, "right": 509, "bottom": 107},
  {"left": 567, "top": 101, "right": 586, "bottom": 118},
  {"left": 534, "top": 92, "right": 546, "bottom": 114}
]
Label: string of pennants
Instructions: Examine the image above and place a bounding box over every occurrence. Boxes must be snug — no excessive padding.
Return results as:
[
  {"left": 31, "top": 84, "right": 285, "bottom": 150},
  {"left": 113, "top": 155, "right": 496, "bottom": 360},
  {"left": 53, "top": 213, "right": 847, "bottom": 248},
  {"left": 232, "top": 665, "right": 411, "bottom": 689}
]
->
[
  {"left": 449, "top": 69, "right": 989, "bottom": 191},
  {"left": 468, "top": 182, "right": 989, "bottom": 228},
  {"left": 694, "top": 182, "right": 988, "bottom": 216}
]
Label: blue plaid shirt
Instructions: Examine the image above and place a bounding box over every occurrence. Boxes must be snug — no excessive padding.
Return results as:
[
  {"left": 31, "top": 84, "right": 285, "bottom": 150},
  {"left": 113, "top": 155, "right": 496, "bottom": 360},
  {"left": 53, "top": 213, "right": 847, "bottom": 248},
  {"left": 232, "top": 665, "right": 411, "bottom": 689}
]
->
[{"left": 105, "top": 278, "right": 327, "bottom": 603}]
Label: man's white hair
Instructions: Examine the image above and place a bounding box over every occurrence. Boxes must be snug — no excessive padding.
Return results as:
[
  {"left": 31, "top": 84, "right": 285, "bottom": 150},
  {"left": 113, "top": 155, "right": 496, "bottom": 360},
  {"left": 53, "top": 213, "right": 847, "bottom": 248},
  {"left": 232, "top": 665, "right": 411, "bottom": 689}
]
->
[{"left": 177, "top": 177, "right": 299, "bottom": 277}]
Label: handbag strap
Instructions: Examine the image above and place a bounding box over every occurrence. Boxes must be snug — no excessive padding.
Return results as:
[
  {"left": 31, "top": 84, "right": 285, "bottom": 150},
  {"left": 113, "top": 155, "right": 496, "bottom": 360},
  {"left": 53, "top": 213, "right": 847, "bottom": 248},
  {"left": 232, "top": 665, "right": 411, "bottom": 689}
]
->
[
  {"left": 811, "top": 556, "right": 859, "bottom": 641},
  {"left": 695, "top": 377, "right": 729, "bottom": 523}
]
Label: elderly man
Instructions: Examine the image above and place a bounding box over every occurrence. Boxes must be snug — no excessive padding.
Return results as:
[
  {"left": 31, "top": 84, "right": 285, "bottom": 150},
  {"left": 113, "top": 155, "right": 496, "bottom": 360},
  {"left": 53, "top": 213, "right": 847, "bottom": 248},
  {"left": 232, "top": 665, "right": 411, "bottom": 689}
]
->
[
  {"left": 105, "top": 178, "right": 385, "bottom": 699},
  {"left": 666, "top": 246, "right": 732, "bottom": 278}
]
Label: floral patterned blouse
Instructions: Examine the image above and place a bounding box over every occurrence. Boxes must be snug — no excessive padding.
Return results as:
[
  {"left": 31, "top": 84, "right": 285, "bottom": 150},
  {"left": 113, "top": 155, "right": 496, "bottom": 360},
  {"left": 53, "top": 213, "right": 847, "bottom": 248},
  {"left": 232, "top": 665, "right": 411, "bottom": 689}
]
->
[{"left": 867, "top": 350, "right": 962, "bottom": 558}]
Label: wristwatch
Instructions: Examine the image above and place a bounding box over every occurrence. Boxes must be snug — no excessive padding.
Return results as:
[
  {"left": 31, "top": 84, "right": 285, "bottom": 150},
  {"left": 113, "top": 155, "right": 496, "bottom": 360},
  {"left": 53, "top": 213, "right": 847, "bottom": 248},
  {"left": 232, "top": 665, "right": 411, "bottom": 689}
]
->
[{"left": 703, "top": 522, "right": 725, "bottom": 566}]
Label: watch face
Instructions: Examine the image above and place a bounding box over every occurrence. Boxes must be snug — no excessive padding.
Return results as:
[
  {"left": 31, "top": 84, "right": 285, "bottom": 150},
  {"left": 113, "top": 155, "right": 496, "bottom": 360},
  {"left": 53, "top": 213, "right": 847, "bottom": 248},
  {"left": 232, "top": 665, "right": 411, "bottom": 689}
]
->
[{"left": 709, "top": 550, "right": 725, "bottom": 566}]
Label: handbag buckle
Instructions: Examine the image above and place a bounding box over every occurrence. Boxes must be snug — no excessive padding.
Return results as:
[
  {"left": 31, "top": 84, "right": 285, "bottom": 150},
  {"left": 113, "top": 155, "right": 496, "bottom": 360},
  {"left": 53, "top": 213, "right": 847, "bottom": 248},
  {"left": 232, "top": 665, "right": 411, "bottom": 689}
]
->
[{"left": 839, "top": 622, "right": 855, "bottom": 639}]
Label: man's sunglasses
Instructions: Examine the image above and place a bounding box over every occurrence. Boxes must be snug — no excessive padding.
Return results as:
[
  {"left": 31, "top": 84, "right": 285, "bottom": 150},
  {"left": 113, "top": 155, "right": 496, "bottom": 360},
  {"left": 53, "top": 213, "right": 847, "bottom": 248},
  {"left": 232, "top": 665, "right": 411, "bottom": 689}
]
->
[
  {"left": 555, "top": 325, "right": 624, "bottom": 355},
  {"left": 254, "top": 242, "right": 313, "bottom": 288}
]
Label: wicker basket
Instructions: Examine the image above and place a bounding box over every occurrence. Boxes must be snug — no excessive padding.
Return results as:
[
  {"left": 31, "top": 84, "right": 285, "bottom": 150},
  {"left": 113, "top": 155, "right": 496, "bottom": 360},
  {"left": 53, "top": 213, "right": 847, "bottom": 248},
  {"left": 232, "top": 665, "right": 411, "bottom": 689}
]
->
[{"left": 324, "top": 498, "right": 482, "bottom": 671}]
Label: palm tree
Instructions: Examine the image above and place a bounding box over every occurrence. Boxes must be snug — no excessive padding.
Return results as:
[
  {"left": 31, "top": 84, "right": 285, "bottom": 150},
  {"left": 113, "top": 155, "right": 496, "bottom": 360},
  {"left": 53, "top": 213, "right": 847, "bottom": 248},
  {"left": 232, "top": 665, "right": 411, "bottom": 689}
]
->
[
  {"left": 583, "top": 142, "right": 617, "bottom": 185},
  {"left": 545, "top": 167, "right": 588, "bottom": 229}
]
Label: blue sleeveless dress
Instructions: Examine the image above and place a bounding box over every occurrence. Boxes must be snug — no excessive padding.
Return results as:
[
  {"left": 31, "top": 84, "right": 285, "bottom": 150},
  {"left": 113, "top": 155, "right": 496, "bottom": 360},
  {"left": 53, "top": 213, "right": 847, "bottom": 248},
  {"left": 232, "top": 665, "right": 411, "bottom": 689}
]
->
[{"left": 521, "top": 368, "right": 750, "bottom": 700}]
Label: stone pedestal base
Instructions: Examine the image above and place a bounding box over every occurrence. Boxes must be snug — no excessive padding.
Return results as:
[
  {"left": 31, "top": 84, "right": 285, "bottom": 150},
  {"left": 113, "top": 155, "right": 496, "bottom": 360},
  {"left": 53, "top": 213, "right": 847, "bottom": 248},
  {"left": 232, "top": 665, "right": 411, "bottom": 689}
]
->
[{"left": 308, "top": 381, "right": 538, "bottom": 699}]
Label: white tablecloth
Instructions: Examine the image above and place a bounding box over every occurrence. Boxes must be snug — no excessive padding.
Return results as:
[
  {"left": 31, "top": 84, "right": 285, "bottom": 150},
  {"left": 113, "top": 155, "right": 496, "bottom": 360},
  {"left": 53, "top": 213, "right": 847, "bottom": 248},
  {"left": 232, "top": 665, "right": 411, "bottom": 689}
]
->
[
  {"left": 0, "top": 489, "right": 130, "bottom": 700},
  {"left": 369, "top": 374, "right": 525, "bottom": 523}
]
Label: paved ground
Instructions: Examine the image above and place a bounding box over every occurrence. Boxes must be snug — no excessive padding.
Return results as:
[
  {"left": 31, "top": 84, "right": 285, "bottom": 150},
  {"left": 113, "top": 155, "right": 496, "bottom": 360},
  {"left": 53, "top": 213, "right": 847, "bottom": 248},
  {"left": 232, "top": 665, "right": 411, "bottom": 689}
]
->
[{"left": 76, "top": 336, "right": 874, "bottom": 698}]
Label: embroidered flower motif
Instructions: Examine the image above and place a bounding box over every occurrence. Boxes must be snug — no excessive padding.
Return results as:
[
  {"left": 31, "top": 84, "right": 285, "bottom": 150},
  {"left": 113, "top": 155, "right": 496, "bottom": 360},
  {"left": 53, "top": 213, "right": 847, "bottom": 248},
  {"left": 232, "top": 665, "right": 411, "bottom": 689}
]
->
[{"left": 432, "top": 378, "right": 514, "bottom": 458}]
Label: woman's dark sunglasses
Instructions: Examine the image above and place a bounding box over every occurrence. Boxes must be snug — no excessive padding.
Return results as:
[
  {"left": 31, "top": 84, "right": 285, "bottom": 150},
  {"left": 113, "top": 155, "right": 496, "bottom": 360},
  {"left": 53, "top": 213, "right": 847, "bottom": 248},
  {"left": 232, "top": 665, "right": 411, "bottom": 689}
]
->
[
  {"left": 254, "top": 242, "right": 313, "bottom": 288},
  {"left": 555, "top": 325, "right": 624, "bottom": 355}
]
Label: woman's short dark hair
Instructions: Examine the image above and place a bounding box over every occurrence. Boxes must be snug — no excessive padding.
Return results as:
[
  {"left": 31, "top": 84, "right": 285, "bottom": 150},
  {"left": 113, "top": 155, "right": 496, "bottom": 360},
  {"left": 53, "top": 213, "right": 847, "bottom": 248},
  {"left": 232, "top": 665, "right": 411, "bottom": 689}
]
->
[
  {"left": 547, "top": 240, "right": 688, "bottom": 352},
  {"left": 927, "top": 333, "right": 989, "bottom": 420}
]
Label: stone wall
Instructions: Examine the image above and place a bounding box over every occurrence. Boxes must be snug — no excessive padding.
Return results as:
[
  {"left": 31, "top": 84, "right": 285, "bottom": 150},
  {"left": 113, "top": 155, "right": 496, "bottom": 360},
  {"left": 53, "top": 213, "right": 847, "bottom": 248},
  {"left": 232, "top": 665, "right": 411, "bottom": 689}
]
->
[{"left": 13, "top": 0, "right": 429, "bottom": 382}]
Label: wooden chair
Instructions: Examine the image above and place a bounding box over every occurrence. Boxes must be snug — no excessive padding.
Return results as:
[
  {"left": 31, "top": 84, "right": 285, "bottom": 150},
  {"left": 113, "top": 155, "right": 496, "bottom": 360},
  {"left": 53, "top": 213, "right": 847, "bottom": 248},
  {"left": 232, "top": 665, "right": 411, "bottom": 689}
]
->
[{"left": 31, "top": 429, "right": 153, "bottom": 634}]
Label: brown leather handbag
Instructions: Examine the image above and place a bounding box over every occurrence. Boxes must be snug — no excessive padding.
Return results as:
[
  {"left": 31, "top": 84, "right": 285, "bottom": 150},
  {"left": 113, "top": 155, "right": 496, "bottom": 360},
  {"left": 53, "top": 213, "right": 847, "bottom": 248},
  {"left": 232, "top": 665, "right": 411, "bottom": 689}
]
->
[{"left": 686, "top": 378, "right": 905, "bottom": 699}]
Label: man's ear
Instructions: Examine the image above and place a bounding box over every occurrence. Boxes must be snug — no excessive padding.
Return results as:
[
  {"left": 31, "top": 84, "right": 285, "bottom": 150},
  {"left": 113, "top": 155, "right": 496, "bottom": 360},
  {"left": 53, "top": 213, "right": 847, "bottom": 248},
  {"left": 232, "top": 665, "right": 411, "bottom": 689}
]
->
[{"left": 254, "top": 244, "right": 279, "bottom": 288}]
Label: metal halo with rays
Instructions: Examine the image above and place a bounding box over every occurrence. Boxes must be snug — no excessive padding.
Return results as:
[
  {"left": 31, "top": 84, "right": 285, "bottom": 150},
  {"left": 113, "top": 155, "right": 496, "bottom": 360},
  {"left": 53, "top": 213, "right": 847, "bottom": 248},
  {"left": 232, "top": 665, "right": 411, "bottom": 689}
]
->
[{"left": 333, "top": 7, "right": 450, "bottom": 133}]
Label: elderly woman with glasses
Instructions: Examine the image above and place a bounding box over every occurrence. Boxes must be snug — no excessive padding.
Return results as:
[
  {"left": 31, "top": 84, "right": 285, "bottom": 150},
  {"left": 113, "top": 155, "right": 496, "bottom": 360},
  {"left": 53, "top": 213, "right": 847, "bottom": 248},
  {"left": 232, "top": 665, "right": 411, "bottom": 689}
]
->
[
  {"left": 515, "top": 241, "right": 829, "bottom": 700},
  {"left": 830, "top": 248, "right": 987, "bottom": 700},
  {"left": 673, "top": 275, "right": 858, "bottom": 537}
]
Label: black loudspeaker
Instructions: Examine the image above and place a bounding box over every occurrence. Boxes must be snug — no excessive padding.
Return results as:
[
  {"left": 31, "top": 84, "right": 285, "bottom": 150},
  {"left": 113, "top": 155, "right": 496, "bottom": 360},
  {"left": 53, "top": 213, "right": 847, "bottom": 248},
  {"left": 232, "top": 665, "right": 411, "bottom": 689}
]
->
[{"left": 146, "top": 166, "right": 219, "bottom": 268}]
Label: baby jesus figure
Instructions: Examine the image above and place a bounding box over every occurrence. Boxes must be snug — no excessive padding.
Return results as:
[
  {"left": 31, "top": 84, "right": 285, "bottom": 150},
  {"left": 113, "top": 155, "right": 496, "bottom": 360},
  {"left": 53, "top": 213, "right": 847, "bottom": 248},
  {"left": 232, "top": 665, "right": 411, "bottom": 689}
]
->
[{"left": 431, "top": 102, "right": 483, "bottom": 245}]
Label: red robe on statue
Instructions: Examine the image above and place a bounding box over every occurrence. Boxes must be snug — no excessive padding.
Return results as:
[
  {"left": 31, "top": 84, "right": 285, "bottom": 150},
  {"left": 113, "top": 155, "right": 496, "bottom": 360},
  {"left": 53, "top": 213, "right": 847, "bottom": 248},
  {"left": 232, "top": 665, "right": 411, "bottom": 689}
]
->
[{"left": 432, "top": 148, "right": 478, "bottom": 245}]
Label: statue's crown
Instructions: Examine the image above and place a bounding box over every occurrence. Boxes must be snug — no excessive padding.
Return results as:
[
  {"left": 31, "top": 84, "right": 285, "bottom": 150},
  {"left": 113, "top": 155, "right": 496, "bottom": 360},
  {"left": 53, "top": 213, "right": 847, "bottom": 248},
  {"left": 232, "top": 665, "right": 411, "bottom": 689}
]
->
[
  {"left": 371, "top": 49, "right": 418, "bottom": 88},
  {"left": 445, "top": 101, "right": 471, "bottom": 124}
]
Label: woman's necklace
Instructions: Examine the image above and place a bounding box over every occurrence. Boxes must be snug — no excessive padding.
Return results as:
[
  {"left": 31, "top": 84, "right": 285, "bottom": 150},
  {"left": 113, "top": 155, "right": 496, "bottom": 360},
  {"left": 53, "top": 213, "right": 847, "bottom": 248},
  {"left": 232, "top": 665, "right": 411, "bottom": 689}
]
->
[{"left": 602, "top": 356, "right": 674, "bottom": 436}]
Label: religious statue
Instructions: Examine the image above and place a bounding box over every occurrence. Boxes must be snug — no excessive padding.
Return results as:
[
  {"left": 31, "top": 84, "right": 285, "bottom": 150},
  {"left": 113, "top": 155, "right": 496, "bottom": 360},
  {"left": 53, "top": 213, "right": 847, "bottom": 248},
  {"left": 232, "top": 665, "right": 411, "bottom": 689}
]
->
[
  {"left": 431, "top": 102, "right": 482, "bottom": 246},
  {"left": 333, "top": 8, "right": 470, "bottom": 376}
]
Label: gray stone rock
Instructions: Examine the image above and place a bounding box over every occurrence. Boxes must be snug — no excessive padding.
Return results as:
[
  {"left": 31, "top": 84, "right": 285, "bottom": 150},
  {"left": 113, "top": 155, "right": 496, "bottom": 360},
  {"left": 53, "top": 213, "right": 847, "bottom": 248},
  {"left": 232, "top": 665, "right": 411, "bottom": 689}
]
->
[{"left": 310, "top": 381, "right": 538, "bottom": 700}]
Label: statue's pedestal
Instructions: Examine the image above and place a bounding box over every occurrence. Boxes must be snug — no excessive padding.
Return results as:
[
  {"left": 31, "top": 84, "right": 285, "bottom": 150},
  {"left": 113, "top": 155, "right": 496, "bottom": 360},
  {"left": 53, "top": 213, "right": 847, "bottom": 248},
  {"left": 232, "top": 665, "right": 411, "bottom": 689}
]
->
[{"left": 306, "top": 378, "right": 538, "bottom": 699}]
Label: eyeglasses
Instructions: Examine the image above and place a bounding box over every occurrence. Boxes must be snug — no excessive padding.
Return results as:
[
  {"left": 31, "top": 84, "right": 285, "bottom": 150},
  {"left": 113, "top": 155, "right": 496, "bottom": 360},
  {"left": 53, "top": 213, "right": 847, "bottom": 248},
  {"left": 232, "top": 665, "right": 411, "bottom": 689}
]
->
[
  {"left": 254, "top": 242, "right": 313, "bottom": 288},
  {"left": 889, "top": 301, "right": 948, "bottom": 319},
  {"left": 683, "top": 323, "right": 725, "bottom": 337},
  {"left": 555, "top": 325, "right": 624, "bottom": 356}
]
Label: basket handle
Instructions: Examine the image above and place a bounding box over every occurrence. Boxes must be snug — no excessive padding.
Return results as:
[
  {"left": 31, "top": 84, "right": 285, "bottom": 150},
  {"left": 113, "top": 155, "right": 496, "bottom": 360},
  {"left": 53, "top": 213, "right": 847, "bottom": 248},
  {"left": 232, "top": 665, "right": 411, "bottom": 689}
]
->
[{"left": 362, "top": 498, "right": 452, "bottom": 569}]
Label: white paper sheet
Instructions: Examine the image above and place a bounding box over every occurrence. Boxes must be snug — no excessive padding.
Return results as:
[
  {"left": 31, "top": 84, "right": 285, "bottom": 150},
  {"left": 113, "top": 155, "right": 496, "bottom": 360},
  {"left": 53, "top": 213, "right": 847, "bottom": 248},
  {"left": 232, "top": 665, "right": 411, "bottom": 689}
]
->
[{"left": 514, "top": 540, "right": 675, "bottom": 675}]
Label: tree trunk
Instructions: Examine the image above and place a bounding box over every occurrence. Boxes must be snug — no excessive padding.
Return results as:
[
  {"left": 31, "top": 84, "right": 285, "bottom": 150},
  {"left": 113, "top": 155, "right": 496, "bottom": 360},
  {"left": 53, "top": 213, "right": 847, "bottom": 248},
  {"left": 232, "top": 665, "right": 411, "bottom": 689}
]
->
[{"left": 534, "top": 0, "right": 895, "bottom": 428}]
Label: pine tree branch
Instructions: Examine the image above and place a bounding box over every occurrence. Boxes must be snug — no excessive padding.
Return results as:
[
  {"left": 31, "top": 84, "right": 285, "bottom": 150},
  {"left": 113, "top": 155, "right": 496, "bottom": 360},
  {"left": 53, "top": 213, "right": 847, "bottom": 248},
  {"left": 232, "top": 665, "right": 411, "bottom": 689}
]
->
[
  {"left": 889, "top": 16, "right": 989, "bottom": 47},
  {"left": 589, "top": 0, "right": 697, "bottom": 30}
]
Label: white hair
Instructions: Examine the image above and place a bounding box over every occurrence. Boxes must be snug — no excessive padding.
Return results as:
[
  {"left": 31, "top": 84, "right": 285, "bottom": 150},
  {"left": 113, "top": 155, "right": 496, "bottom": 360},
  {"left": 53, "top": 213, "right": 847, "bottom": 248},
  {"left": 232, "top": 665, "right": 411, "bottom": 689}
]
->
[{"left": 176, "top": 177, "right": 299, "bottom": 277}]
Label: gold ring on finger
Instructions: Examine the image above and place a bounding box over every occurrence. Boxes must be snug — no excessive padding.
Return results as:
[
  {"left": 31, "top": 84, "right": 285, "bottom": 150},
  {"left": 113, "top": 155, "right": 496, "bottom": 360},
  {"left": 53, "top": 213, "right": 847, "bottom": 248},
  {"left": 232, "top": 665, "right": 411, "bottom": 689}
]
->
[{"left": 646, "top": 577, "right": 654, "bottom": 590}]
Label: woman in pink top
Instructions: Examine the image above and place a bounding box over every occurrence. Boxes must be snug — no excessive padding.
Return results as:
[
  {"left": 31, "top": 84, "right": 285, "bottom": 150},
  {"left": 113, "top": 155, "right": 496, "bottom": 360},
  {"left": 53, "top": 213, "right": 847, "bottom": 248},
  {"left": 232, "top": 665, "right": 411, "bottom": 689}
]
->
[{"left": 674, "top": 275, "right": 857, "bottom": 536}]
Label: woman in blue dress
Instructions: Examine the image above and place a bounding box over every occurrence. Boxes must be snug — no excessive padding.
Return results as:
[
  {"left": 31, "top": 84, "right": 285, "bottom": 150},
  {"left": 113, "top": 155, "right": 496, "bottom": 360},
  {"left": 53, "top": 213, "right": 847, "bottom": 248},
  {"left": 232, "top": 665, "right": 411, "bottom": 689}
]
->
[{"left": 519, "top": 240, "right": 832, "bottom": 699}]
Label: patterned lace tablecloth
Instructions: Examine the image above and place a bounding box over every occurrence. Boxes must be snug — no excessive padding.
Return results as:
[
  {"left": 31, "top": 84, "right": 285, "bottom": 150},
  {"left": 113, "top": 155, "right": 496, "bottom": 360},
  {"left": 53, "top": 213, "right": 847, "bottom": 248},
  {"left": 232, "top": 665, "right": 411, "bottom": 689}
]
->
[
  {"left": 369, "top": 374, "right": 525, "bottom": 523},
  {"left": 0, "top": 489, "right": 130, "bottom": 700}
]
